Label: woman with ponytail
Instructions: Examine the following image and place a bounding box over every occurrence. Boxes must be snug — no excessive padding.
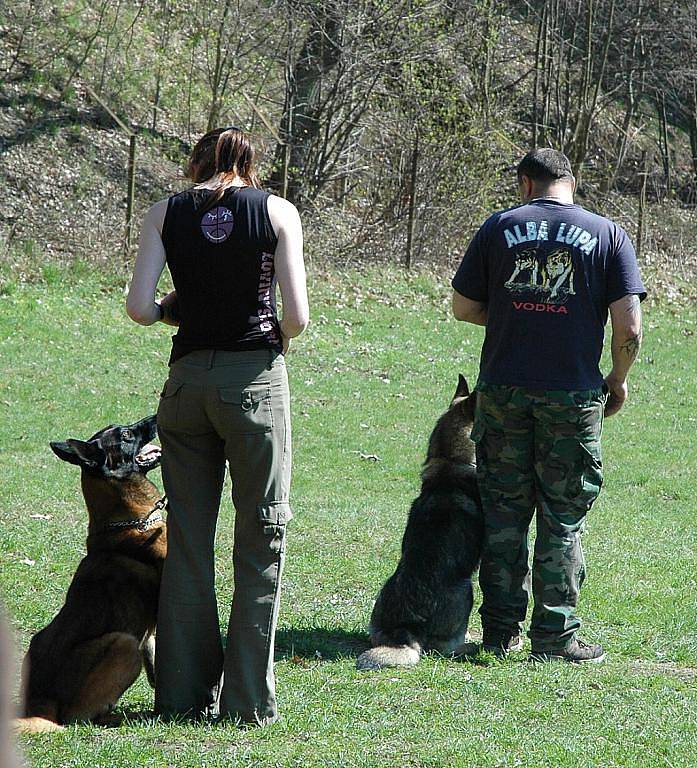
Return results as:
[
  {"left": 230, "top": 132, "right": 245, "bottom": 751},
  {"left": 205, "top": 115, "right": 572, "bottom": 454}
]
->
[{"left": 127, "top": 127, "right": 308, "bottom": 726}]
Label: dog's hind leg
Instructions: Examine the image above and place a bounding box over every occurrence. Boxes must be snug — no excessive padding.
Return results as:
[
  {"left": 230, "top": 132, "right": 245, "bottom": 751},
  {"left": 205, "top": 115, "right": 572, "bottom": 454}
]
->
[
  {"left": 140, "top": 634, "right": 156, "bottom": 689},
  {"left": 60, "top": 633, "right": 141, "bottom": 724}
]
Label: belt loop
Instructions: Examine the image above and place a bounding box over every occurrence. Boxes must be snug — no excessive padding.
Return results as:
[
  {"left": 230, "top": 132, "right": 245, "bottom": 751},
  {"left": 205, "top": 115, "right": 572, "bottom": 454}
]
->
[{"left": 267, "top": 349, "right": 273, "bottom": 370}]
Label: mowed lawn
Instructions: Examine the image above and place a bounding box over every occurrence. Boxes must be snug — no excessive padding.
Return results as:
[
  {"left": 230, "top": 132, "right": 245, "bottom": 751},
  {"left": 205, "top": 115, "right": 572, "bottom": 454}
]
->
[{"left": 0, "top": 265, "right": 695, "bottom": 768}]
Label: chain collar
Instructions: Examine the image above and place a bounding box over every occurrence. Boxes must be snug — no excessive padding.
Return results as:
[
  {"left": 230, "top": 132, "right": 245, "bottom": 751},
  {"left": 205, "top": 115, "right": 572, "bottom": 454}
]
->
[{"left": 106, "top": 497, "right": 167, "bottom": 532}]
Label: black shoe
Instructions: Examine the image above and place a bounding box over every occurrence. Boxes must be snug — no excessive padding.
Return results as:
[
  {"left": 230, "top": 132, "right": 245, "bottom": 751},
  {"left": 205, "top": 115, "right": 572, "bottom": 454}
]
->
[
  {"left": 481, "top": 633, "right": 523, "bottom": 658},
  {"left": 530, "top": 638, "right": 606, "bottom": 664}
]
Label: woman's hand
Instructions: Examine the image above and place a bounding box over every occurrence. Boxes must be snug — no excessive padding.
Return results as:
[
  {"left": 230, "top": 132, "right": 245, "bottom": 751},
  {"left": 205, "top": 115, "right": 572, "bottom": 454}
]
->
[{"left": 159, "top": 290, "right": 180, "bottom": 327}]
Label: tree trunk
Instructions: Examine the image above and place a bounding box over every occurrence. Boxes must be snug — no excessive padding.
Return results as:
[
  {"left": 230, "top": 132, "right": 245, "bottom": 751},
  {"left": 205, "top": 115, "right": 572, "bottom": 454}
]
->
[
  {"left": 272, "top": 4, "right": 342, "bottom": 207},
  {"left": 532, "top": 3, "right": 547, "bottom": 147}
]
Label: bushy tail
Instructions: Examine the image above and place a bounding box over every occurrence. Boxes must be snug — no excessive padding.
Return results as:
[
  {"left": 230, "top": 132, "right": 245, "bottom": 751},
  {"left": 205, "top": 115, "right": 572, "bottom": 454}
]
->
[
  {"left": 12, "top": 717, "right": 64, "bottom": 734},
  {"left": 356, "top": 644, "right": 421, "bottom": 671}
]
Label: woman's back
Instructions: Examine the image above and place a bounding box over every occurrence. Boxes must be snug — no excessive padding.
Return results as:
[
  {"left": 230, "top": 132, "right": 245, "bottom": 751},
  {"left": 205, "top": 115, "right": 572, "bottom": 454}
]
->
[{"left": 162, "top": 186, "right": 282, "bottom": 362}]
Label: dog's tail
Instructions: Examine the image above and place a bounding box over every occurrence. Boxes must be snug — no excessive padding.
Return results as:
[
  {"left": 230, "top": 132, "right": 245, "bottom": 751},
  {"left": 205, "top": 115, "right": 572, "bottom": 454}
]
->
[
  {"left": 356, "top": 644, "right": 421, "bottom": 670},
  {"left": 12, "top": 717, "right": 64, "bottom": 734}
]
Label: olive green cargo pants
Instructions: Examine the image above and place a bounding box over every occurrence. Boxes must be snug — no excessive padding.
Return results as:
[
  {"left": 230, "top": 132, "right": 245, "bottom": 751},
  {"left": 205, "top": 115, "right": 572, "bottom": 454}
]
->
[
  {"left": 472, "top": 383, "right": 605, "bottom": 651},
  {"left": 154, "top": 349, "right": 291, "bottom": 725}
]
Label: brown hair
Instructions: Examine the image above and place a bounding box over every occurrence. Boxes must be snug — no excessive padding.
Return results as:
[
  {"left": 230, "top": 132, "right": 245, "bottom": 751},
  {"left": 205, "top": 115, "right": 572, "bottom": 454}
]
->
[
  {"left": 199, "top": 127, "right": 261, "bottom": 210},
  {"left": 185, "top": 128, "right": 225, "bottom": 183}
]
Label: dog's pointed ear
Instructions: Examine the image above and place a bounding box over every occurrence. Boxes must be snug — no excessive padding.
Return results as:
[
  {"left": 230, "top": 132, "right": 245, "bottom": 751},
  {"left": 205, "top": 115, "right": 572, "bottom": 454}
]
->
[
  {"left": 67, "top": 439, "right": 105, "bottom": 469},
  {"left": 50, "top": 441, "right": 83, "bottom": 466},
  {"left": 51, "top": 440, "right": 105, "bottom": 469},
  {"left": 454, "top": 374, "right": 470, "bottom": 400}
]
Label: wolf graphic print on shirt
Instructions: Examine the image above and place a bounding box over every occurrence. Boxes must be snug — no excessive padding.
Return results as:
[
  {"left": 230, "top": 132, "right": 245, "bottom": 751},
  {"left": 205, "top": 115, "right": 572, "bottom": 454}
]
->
[{"left": 505, "top": 246, "right": 575, "bottom": 304}]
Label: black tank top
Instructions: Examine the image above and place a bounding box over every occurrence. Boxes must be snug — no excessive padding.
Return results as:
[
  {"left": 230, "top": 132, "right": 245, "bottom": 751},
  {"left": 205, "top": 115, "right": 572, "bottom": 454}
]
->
[{"left": 161, "top": 186, "right": 281, "bottom": 364}]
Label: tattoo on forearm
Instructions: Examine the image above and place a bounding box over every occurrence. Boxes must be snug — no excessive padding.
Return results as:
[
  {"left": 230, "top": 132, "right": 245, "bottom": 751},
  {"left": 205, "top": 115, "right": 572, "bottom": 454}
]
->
[
  {"left": 620, "top": 333, "right": 642, "bottom": 360},
  {"left": 625, "top": 295, "right": 640, "bottom": 315}
]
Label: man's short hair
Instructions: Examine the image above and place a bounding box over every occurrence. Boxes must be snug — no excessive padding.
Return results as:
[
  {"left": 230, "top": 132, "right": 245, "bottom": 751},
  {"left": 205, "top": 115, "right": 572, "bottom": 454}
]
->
[{"left": 517, "top": 149, "right": 574, "bottom": 183}]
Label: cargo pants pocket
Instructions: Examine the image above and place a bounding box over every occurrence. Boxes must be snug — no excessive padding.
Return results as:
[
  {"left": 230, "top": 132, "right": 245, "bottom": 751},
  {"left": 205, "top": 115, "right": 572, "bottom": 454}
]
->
[
  {"left": 157, "top": 378, "right": 211, "bottom": 435},
  {"left": 157, "top": 378, "right": 183, "bottom": 430},
  {"left": 257, "top": 501, "right": 293, "bottom": 555},
  {"left": 219, "top": 385, "right": 274, "bottom": 434},
  {"left": 571, "top": 442, "right": 603, "bottom": 512}
]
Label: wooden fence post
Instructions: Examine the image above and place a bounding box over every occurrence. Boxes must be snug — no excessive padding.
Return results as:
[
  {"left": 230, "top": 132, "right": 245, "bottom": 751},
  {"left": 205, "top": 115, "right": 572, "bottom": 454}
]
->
[
  {"left": 636, "top": 149, "right": 648, "bottom": 259},
  {"left": 125, "top": 134, "right": 137, "bottom": 255},
  {"left": 405, "top": 130, "right": 420, "bottom": 270}
]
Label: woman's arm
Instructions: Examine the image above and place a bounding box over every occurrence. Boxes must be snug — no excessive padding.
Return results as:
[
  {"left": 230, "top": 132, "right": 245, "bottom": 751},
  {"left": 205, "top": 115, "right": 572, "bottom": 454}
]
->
[
  {"left": 267, "top": 195, "right": 309, "bottom": 347},
  {"left": 126, "top": 199, "right": 173, "bottom": 326}
]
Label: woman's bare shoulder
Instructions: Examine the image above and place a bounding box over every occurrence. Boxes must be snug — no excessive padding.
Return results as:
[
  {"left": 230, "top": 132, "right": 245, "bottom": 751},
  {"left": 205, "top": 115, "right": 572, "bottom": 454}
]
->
[
  {"left": 266, "top": 194, "right": 300, "bottom": 230},
  {"left": 144, "top": 197, "right": 170, "bottom": 233}
]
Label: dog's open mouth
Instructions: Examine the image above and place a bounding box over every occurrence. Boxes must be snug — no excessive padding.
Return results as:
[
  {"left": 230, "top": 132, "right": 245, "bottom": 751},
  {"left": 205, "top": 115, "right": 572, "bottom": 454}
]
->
[{"left": 135, "top": 443, "right": 162, "bottom": 471}]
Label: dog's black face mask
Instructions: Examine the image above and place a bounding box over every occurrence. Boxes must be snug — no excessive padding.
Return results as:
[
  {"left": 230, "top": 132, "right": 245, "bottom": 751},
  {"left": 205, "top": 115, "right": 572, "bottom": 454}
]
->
[{"left": 50, "top": 415, "right": 160, "bottom": 478}]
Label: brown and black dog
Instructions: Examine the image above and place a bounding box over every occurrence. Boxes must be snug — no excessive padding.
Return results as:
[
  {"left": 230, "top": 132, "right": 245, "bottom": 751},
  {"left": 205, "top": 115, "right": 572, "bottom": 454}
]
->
[
  {"left": 357, "top": 375, "right": 483, "bottom": 670},
  {"left": 13, "top": 416, "right": 167, "bottom": 733}
]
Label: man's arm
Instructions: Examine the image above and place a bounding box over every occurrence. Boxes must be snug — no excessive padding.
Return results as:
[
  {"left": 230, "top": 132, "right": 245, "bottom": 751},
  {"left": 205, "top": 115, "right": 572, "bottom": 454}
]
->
[
  {"left": 604, "top": 294, "right": 643, "bottom": 417},
  {"left": 452, "top": 290, "right": 488, "bottom": 326}
]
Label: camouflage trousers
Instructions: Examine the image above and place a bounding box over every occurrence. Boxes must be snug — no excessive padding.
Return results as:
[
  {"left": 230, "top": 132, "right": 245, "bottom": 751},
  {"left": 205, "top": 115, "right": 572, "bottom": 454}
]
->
[{"left": 472, "top": 382, "right": 606, "bottom": 650}]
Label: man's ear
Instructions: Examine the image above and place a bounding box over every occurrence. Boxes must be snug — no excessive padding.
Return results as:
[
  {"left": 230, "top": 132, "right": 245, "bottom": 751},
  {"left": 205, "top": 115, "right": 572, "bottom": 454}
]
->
[
  {"left": 50, "top": 440, "right": 105, "bottom": 469},
  {"left": 519, "top": 174, "right": 534, "bottom": 201}
]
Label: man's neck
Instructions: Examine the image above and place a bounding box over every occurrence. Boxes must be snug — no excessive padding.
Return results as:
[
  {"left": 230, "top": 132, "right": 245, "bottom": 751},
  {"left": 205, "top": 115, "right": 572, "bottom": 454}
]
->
[{"left": 526, "top": 182, "right": 574, "bottom": 205}]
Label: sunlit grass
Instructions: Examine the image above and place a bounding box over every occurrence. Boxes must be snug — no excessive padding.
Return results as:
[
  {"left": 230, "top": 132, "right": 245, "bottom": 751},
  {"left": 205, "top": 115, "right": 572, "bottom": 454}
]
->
[{"left": 1, "top": 264, "right": 695, "bottom": 767}]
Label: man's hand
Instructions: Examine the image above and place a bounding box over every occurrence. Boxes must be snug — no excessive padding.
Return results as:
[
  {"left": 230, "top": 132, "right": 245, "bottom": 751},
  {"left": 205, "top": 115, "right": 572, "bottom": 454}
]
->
[{"left": 603, "top": 375, "right": 628, "bottom": 417}]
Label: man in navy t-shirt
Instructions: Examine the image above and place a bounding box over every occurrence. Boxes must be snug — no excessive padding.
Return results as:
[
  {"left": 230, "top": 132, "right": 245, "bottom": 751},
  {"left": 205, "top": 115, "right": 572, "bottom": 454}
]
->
[{"left": 452, "top": 149, "right": 645, "bottom": 663}]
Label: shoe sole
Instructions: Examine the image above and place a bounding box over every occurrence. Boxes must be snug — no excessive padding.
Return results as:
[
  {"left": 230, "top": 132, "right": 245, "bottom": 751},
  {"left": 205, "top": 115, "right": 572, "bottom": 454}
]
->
[{"left": 529, "top": 651, "right": 606, "bottom": 664}]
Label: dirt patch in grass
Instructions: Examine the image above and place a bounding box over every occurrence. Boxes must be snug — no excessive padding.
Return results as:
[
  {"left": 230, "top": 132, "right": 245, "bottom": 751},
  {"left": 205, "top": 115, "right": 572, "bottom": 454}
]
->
[{"left": 628, "top": 660, "right": 697, "bottom": 681}]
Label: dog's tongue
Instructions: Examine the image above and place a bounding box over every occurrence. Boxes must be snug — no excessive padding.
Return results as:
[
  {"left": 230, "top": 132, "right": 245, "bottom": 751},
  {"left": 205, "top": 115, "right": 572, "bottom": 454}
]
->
[{"left": 136, "top": 443, "right": 161, "bottom": 465}]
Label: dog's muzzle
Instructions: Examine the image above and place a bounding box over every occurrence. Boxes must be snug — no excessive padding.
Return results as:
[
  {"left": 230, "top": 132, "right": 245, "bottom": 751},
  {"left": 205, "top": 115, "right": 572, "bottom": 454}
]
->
[{"left": 135, "top": 443, "right": 162, "bottom": 472}]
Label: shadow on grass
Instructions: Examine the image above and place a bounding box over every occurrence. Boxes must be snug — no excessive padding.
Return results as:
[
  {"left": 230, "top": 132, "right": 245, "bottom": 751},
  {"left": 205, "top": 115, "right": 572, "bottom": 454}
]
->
[{"left": 275, "top": 625, "right": 369, "bottom": 661}]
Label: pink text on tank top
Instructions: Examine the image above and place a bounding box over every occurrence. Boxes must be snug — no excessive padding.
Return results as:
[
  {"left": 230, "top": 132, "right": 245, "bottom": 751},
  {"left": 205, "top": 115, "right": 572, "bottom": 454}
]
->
[{"left": 257, "top": 252, "right": 280, "bottom": 344}]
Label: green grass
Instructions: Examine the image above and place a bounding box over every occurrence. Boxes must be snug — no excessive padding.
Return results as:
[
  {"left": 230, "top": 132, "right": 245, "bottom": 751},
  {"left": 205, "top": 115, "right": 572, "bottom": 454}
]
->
[{"left": 1, "top": 265, "right": 696, "bottom": 767}]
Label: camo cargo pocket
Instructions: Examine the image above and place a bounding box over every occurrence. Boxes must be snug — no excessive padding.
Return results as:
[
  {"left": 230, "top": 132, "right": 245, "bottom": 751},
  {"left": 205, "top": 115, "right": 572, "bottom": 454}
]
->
[
  {"left": 571, "top": 441, "right": 603, "bottom": 512},
  {"left": 258, "top": 501, "right": 292, "bottom": 554}
]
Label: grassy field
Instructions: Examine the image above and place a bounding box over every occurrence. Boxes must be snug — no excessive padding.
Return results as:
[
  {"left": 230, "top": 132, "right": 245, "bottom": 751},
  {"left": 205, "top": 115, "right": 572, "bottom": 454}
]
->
[{"left": 1, "top": 265, "right": 696, "bottom": 768}]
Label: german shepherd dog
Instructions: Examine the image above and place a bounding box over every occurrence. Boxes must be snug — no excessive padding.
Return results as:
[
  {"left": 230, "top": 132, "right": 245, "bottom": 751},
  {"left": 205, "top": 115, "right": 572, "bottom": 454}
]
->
[
  {"left": 356, "top": 376, "right": 483, "bottom": 670},
  {"left": 13, "top": 416, "right": 167, "bottom": 733}
]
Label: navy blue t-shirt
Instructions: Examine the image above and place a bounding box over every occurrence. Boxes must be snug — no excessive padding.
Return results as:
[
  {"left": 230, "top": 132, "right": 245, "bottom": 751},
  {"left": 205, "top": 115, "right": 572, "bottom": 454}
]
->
[{"left": 452, "top": 199, "right": 646, "bottom": 390}]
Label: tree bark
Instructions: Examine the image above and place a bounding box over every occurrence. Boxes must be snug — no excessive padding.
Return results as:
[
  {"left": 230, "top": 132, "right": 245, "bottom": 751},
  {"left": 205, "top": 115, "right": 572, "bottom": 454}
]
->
[{"left": 272, "top": 3, "right": 342, "bottom": 207}]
